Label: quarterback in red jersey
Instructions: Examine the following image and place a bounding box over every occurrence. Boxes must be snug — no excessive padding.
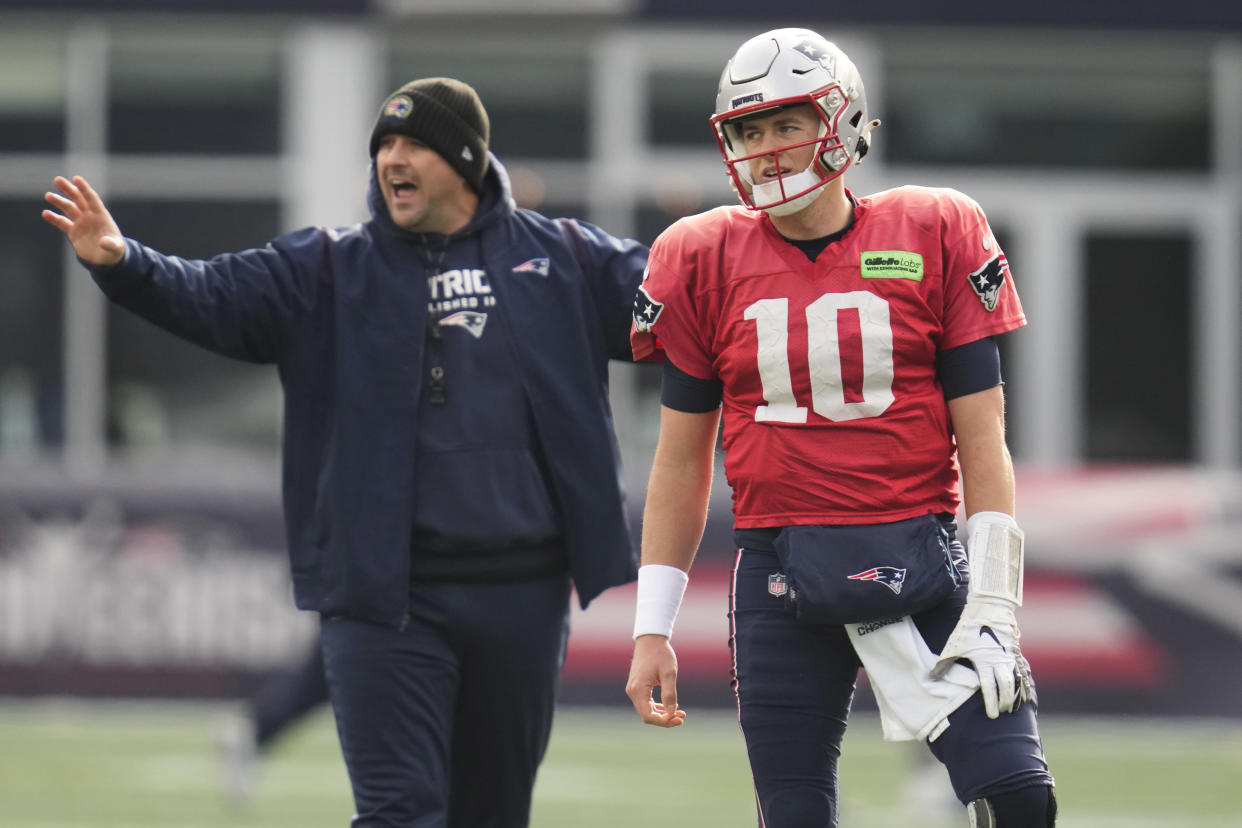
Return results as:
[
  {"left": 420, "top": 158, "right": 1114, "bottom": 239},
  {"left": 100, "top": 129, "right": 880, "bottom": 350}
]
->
[{"left": 626, "top": 27, "right": 1056, "bottom": 828}]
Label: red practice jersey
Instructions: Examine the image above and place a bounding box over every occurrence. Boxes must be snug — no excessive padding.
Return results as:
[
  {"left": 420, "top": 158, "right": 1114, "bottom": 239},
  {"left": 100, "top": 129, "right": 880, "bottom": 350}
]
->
[{"left": 632, "top": 185, "right": 1026, "bottom": 527}]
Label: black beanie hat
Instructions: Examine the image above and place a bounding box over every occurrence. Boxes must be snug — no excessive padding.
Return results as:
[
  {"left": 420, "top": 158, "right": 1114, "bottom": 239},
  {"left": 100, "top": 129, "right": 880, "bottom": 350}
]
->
[{"left": 369, "top": 77, "right": 490, "bottom": 193}]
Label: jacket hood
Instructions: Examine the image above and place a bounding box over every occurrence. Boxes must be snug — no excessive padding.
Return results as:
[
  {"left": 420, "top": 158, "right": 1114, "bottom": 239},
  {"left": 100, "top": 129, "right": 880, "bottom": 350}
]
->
[{"left": 366, "top": 151, "right": 516, "bottom": 243}]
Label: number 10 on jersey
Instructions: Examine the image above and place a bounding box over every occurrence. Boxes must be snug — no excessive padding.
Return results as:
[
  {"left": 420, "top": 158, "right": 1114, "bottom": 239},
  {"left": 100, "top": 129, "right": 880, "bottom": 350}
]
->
[{"left": 744, "top": 291, "right": 895, "bottom": 424}]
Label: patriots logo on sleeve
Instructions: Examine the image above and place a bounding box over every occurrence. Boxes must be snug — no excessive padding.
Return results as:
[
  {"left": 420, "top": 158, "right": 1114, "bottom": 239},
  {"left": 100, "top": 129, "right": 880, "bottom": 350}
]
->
[
  {"left": 632, "top": 286, "right": 664, "bottom": 333},
  {"left": 967, "top": 254, "right": 1007, "bottom": 312},
  {"left": 847, "top": 566, "right": 907, "bottom": 595}
]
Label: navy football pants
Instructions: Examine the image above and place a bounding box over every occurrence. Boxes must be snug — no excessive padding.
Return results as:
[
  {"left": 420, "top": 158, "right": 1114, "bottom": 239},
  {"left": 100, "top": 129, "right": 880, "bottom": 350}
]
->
[
  {"left": 320, "top": 575, "right": 571, "bottom": 828},
  {"left": 731, "top": 541, "right": 1053, "bottom": 827}
]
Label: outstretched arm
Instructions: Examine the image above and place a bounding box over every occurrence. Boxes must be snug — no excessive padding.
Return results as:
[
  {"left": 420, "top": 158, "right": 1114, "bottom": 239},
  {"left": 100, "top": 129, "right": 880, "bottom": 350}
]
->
[
  {"left": 41, "top": 174, "right": 319, "bottom": 364},
  {"left": 42, "top": 176, "right": 125, "bottom": 267},
  {"left": 625, "top": 405, "right": 719, "bottom": 728}
]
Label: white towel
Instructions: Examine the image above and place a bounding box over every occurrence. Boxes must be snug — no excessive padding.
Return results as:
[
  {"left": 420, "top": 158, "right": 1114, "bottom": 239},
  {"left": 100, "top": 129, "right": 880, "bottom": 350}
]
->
[{"left": 846, "top": 616, "right": 979, "bottom": 742}]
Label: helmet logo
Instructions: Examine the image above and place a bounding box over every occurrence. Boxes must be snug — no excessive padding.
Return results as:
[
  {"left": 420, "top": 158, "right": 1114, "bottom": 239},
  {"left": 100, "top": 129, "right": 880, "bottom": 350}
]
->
[
  {"left": 731, "top": 92, "right": 764, "bottom": 108},
  {"left": 793, "top": 39, "right": 837, "bottom": 76}
]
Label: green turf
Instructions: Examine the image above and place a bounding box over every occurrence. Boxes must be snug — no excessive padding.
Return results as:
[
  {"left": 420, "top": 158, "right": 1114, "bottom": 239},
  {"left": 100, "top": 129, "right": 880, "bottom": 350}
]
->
[{"left": 0, "top": 700, "right": 1238, "bottom": 827}]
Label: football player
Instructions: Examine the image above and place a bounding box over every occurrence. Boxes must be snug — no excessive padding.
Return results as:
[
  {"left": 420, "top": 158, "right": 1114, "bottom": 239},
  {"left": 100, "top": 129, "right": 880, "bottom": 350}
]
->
[{"left": 625, "top": 28, "right": 1057, "bottom": 827}]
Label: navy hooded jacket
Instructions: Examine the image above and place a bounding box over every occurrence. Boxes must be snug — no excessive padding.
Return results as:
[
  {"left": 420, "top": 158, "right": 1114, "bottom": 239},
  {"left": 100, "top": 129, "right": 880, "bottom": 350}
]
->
[{"left": 86, "top": 155, "right": 649, "bottom": 627}]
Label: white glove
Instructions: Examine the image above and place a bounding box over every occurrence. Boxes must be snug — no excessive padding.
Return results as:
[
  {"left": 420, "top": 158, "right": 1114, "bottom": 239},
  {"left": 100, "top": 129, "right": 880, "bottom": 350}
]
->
[
  {"left": 930, "top": 511, "right": 1032, "bottom": 718},
  {"left": 930, "top": 599, "right": 1033, "bottom": 718}
]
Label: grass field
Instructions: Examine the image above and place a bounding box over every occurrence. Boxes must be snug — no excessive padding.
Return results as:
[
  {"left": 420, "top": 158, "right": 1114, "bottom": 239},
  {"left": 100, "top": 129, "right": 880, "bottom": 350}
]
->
[{"left": 0, "top": 700, "right": 1239, "bottom": 827}]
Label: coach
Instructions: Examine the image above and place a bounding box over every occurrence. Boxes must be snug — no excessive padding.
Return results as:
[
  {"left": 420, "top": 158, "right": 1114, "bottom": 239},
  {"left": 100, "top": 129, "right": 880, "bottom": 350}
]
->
[{"left": 43, "top": 77, "right": 648, "bottom": 827}]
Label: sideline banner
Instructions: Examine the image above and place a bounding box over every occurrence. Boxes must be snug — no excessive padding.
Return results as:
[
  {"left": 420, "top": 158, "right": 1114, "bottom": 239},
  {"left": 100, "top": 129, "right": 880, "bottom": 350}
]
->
[
  {"left": 1, "top": 466, "right": 1239, "bottom": 715},
  {"left": 0, "top": 474, "right": 314, "bottom": 697}
]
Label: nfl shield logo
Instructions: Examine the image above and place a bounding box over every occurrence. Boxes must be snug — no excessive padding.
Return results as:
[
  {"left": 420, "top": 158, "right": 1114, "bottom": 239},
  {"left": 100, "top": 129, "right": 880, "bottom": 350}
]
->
[{"left": 767, "top": 573, "right": 787, "bottom": 597}]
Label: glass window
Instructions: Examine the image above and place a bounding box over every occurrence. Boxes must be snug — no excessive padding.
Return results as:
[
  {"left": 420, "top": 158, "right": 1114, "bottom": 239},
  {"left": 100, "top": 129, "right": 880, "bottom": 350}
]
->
[
  {"left": 108, "top": 33, "right": 281, "bottom": 154},
  {"left": 1083, "top": 232, "right": 1191, "bottom": 461},
  {"left": 387, "top": 36, "right": 590, "bottom": 159},
  {"left": 648, "top": 69, "right": 719, "bottom": 148},
  {"left": 104, "top": 200, "right": 282, "bottom": 459},
  {"left": 0, "top": 31, "right": 65, "bottom": 152},
  {"left": 882, "top": 34, "right": 1210, "bottom": 170},
  {"left": 0, "top": 200, "right": 65, "bottom": 455},
  {"left": 636, "top": 198, "right": 698, "bottom": 246}
]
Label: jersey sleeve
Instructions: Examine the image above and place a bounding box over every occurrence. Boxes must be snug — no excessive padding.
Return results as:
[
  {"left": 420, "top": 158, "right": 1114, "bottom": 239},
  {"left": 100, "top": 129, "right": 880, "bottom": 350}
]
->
[
  {"left": 938, "top": 191, "right": 1027, "bottom": 350},
  {"left": 661, "top": 360, "right": 724, "bottom": 412},
  {"left": 629, "top": 222, "right": 719, "bottom": 380}
]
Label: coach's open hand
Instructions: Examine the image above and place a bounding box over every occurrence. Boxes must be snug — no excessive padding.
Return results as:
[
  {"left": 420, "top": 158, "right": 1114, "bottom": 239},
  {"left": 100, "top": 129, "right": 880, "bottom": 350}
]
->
[{"left": 42, "top": 175, "right": 125, "bottom": 267}]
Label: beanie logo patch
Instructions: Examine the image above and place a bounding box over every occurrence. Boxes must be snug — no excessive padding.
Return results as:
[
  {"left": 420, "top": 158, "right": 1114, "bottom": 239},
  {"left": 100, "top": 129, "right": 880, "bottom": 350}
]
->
[
  {"left": 383, "top": 94, "right": 414, "bottom": 119},
  {"left": 461, "top": 146, "right": 474, "bottom": 161}
]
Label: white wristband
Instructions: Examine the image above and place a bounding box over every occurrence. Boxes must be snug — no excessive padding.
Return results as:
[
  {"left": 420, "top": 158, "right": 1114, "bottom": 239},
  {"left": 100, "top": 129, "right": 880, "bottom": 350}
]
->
[
  {"left": 965, "top": 510, "right": 1025, "bottom": 606},
  {"left": 632, "top": 564, "right": 689, "bottom": 640}
]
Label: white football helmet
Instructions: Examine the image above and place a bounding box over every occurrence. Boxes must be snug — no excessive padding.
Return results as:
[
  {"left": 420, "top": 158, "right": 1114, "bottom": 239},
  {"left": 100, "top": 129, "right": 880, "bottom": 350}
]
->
[{"left": 711, "top": 29, "right": 880, "bottom": 215}]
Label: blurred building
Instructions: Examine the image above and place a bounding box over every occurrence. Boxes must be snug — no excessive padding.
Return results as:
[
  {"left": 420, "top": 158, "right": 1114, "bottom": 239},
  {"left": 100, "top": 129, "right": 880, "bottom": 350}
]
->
[
  {"left": 0, "top": 2, "right": 1239, "bottom": 474},
  {"left": 0, "top": 2, "right": 1239, "bottom": 711}
]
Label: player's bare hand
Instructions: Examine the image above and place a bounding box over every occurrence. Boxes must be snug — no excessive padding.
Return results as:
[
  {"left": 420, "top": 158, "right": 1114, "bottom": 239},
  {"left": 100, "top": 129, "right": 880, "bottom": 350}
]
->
[
  {"left": 42, "top": 176, "right": 125, "bottom": 267},
  {"left": 625, "top": 634, "right": 687, "bottom": 728}
]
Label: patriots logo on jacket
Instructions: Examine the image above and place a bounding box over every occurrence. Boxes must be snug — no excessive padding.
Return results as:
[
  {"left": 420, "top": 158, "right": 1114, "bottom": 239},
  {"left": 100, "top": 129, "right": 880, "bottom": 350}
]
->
[
  {"left": 633, "top": 286, "right": 664, "bottom": 333},
  {"left": 513, "top": 257, "right": 549, "bottom": 277},
  {"left": 967, "top": 255, "right": 1007, "bottom": 312},
  {"left": 847, "top": 566, "right": 907, "bottom": 595},
  {"left": 440, "top": 311, "right": 488, "bottom": 339}
]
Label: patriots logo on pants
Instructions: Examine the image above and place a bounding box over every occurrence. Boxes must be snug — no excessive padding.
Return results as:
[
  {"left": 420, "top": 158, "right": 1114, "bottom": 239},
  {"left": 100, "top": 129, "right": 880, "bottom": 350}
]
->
[{"left": 847, "top": 566, "right": 907, "bottom": 595}]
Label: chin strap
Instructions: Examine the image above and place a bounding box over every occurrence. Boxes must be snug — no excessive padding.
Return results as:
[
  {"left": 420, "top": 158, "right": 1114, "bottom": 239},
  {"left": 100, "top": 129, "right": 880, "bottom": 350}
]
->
[{"left": 753, "top": 165, "right": 829, "bottom": 216}]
